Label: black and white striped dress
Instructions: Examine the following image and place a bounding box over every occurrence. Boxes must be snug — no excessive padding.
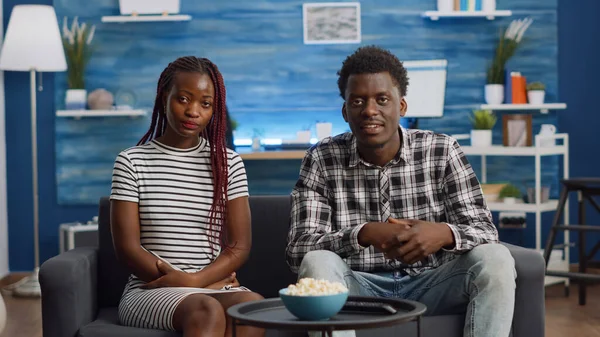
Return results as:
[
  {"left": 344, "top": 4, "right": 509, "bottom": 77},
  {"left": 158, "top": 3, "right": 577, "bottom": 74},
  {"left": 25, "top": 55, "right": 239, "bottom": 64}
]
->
[{"left": 109, "top": 138, "right": 249, "bottom": 331}]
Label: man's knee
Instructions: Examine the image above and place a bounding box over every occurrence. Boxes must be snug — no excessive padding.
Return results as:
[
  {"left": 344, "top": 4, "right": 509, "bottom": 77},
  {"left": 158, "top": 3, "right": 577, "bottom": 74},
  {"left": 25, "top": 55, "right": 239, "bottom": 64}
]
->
[
  {"left": 468, "top": 244, "right": 516, "bottom": 285},
  {"left": 299, "top": 250, "right": 347, "bottom": 278}
]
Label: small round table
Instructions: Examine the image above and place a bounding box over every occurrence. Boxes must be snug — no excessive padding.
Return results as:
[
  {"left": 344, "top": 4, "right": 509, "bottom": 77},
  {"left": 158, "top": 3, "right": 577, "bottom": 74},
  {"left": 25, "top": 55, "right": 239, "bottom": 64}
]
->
[{"left": 227, "top": 296, "right": 427, "bottom": 337}]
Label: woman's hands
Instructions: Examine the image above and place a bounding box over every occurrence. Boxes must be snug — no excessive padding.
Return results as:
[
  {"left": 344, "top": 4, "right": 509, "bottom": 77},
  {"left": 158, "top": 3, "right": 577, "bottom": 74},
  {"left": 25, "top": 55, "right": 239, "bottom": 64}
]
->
[{"left": 141, "top": 260, "right": 240, "bottom": 290}]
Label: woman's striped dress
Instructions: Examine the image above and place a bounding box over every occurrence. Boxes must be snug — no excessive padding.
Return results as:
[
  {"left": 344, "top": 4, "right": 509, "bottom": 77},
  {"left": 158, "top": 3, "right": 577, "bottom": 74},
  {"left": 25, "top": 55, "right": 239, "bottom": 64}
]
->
[{"left": 110, "top": 138, "right": 249, "bottom": 331}]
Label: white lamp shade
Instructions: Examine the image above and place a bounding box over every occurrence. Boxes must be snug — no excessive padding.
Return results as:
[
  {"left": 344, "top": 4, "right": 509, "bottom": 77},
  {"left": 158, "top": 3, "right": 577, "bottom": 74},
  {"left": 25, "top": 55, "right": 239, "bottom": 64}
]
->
[{"left": 0, "top": 5, "right": 67, "bottom": 72}]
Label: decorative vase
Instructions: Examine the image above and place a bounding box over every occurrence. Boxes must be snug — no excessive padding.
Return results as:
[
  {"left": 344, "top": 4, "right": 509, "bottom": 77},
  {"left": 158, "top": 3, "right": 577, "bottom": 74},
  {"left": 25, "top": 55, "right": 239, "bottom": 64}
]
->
[
  {"left": 65, "top": 89, "right": 87, "bottom": 110},
  {"left": 316, "top": 122, "right": 332, "bottom": 141},
  {"left": 470, "top": 129, "right": 492, "bottom": 147},
  {"left": 87, "top": 89, "right": 114, "bottom": 110},
  {"left": 484, "top": 84, "right": 504, "bottom": 105},
  {"left": 527, "top": 90, "right": 545, "bottom": 105},
  {"left": 482, "top": 0, "right": 496, "bottom": 11},
  {"left": 437, "top": 0, "right": 454, "bottom": 12},
  {"left": 297, "top": 130, "right": 311, "bottom": 143}
]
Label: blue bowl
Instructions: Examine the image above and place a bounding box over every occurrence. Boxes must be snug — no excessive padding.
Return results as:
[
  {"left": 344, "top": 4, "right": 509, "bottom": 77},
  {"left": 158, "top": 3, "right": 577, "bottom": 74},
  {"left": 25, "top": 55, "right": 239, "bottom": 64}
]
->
[{"left": 279, "top": 288, "right": 349, "bottom": 321}]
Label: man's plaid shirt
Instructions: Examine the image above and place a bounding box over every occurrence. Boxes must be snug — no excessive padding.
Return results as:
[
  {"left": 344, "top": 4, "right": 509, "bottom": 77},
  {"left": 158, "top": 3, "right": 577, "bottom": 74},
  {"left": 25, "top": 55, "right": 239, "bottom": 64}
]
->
[{"left": 286, "top": 126, "right": 498, "bottom": 276}]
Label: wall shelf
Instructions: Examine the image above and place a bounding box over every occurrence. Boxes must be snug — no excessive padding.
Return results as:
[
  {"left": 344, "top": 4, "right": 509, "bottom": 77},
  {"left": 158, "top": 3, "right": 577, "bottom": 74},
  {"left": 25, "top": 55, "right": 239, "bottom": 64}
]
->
[
  {"left": 101, "top": 14, "right": 191, "bottom": 23},
  {"left": 480, "top": 103, "right": 567, "bottom": 113},
  {"left": 56, "top": 109, "right": 147, "bottom": 119},
  {"left": 487, "top": 200, "right": 558, "bottom": 213},
  {"left": 461, "top": 143, "right": 568, "bottom": 157},
  {"left": 422, "top": 10, "right": 512, "bottom": 21}
]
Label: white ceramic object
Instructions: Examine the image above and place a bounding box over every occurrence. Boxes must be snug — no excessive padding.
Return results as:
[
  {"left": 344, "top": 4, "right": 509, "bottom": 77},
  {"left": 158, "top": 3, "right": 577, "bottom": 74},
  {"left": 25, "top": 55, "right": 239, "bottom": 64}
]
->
[
  {"left": 316, "top": 123, "right": 332, "bottom": 141},
  {"left": 482, "top": 0, "right": 496, "bottom": 11},
  {"left": 470, "top": 129, "right": 492, "bottom": 147},
  {"left": 0, "top": 293, "right": 6, "bottom": 334},
  {"left": 528, "top": 90, "right": 545, "bottom": 105},
  {"left": 503, "top": 197, "right": 517, "bottom": 204},
  {"left": 484, "top": 84, "right": 504, "bottom": 105},
  {"left": 537, "top": 124, "right": 556, "bottom": 147},
  {"left": 297, "top": 130, "right": 311, "bottom": 143},
  {"left": 119, "top": 0, "right": 180, "bottom": 15},
  {"left": 437, "top": 0, "right": 454, "bottom": 12},
  {"left": 65, "top": 89, "right": 87, "bottom": 110}
]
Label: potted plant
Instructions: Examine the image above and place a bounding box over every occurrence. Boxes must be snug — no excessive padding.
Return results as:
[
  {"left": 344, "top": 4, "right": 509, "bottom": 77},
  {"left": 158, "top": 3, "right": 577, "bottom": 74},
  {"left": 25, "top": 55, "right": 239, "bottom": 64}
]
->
[
  {"left": 485, "top": 18, "right": 533, "bottom": 104},
  {"left": 527, "top": 81, "right": 546, "bottom": 105},
  {"left": 499, "top": 184, "right": 522, "bottom": 204},
  {"left": 62, "top": 17, "right": 95, "bottom": 110},
  {"left": 469, "top": 110, "right": 496, "bottom": 147}
]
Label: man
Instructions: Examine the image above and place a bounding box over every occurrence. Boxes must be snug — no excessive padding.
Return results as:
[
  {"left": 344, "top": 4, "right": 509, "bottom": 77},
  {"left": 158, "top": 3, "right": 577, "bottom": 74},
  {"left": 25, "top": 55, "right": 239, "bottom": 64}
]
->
[{"left": 285, "top": 46, "right": 516, "bottom": 337}]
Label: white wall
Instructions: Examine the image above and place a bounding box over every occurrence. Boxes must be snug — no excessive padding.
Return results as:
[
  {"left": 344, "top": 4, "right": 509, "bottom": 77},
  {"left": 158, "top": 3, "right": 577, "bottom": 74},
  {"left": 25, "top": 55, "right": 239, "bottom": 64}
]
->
[{"left": 0, "top": 0, "right": 9, "bottom": 279}]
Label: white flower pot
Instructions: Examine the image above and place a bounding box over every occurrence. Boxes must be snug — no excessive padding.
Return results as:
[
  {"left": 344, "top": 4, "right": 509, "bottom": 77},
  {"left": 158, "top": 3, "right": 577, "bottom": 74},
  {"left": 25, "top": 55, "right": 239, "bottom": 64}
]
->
[
  {"left": 484, "top": 84, "right": 504, "bottom": 105},
  {"left": 482, "top": 0, "right": 496, "bottom": 11},
  {"left": 65, "top": 89, "right": 87, "bottom": 110},
  {"left": 528, "top": 90, "right": 545, "bottom": 105},
  {"left": 316, "top": 122, "right": 332, "bottom": 141},
  {"left": 471, "top": 129, "right": 492, "bottom": 147},
  {"left": 119, "top": 0, "right": 180, "bottom": 15},
  {"left": 437, "top": 0, "right": 454, "bottom": 12},
  {"left": 503, "top": 197, "right": 517, "bottom": 204}
]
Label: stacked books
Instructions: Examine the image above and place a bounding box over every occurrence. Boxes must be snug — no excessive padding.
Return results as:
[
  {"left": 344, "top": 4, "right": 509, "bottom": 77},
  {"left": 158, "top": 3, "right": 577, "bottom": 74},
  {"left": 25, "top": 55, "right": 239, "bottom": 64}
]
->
[{"left": 504, "top": 71, "right": 528, "bottom": 104}]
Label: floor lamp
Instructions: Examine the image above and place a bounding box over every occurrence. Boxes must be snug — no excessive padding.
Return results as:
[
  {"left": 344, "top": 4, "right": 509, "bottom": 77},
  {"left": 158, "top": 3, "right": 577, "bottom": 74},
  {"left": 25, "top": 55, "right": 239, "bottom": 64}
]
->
[{"left": 0, "top": 5, "right": 67, "bottom": 297}]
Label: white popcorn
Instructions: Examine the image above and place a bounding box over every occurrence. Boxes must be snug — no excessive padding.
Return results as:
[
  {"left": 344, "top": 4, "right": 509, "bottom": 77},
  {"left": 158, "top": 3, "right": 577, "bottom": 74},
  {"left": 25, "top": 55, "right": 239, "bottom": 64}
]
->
[{"left": 285, "top": 278, "right": 348, "bottom": 296}]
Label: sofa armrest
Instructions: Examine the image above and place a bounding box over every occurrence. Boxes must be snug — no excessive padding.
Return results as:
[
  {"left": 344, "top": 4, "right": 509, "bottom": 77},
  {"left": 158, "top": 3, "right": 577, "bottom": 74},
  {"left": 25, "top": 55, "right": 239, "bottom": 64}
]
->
[
  {"left": 502, "top": 242, "right": 545, "bottom": 337},
  {"left": 40, "top": 247, "right": 98, "bottom": 337}
]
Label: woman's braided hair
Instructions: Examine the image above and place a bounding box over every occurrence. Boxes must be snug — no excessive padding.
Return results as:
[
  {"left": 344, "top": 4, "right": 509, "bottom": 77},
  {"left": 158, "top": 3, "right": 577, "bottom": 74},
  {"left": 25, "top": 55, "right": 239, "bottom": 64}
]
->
[{"left": 138, "top": 56, "right": 229, "bottom": 250}]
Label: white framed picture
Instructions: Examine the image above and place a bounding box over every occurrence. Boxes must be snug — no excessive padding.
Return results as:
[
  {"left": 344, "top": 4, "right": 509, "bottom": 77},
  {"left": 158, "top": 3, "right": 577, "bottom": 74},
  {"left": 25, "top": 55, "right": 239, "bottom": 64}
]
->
[{"left": 303, "top": 2, "right": 361, "bottom": 44}]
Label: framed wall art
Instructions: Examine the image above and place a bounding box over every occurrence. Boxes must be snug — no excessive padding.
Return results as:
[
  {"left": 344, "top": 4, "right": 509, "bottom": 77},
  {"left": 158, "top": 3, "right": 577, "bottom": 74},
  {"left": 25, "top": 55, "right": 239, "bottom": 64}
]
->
[
  {"left": 302, "top": 2, "right": 361, "bottom": 44},
  {"left": 503, "top": 114, "right": 533, "bottom": 147}
]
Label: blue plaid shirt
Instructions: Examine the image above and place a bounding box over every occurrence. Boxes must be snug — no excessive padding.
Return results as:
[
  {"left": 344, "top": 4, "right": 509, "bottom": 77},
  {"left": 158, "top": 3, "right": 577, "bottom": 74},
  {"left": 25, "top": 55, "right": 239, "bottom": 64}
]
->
[{"left": 286, "top": 127, "right": 498, "bottom": 276}]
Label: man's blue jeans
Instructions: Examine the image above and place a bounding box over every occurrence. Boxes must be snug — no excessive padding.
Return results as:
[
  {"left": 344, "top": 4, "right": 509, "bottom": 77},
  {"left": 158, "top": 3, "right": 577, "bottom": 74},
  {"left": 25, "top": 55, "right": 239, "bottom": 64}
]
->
[{"left": 299, "top": 244, "right": 516, "bottom": 337}]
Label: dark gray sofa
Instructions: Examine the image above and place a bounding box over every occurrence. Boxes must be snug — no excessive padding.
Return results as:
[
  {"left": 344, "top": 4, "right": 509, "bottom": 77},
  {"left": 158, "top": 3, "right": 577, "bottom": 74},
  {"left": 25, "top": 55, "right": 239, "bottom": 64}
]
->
[{"left": 40, "top": 196, "right": 545, "bottom": 337}]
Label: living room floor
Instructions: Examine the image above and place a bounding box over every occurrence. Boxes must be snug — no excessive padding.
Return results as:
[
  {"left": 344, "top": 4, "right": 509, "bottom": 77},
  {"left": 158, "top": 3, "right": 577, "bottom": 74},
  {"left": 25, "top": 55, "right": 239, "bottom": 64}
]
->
[{"left": 1, "top": 274, "right": 600, "bottom": 337}]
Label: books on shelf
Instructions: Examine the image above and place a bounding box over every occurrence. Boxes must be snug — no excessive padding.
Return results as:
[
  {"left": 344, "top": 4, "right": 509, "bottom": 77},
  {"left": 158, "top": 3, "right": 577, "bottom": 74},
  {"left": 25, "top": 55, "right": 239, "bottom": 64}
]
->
[
  {"left": 437, "top": 0, "right": 496, "bottom": 12},
  {"left": 438, "top": 0, "right": 492, "bottom": 12}
]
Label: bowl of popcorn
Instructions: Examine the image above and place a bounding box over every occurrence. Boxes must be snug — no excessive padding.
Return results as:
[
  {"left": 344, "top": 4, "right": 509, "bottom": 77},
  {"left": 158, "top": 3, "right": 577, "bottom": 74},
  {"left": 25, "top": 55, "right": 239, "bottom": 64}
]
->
[{"left": 279, "top": 278, "right": 349, "bottom": 320}]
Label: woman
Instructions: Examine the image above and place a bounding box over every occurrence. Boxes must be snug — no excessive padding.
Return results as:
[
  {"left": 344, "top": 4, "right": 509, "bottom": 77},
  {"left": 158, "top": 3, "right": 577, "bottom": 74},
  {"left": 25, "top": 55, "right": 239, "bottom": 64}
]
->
[{"left": 110, "top": 56, "right": 263, "bottom": 337}]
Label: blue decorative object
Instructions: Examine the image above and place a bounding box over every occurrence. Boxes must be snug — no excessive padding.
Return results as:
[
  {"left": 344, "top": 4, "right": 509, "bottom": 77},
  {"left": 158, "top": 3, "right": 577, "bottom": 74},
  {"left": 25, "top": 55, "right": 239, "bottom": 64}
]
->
[{"left": 279, "top": 288, "right": 349, "bottom": 321}]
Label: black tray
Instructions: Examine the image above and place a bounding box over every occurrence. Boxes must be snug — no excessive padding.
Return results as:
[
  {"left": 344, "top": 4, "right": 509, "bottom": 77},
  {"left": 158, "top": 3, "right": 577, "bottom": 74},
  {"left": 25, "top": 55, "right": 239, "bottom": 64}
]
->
[{"left": 227, "top": 296, "right": 426, "bottom": 331}]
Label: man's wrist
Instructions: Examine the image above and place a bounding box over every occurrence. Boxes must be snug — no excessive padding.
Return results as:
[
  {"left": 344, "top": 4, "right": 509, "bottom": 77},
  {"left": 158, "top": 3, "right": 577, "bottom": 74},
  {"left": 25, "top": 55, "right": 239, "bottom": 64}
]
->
[
  {"left": 440, "top": 222, "right": 455, "bottom": 249},
  {"left": 357, "top": 222, "right": 373, "bottom": 247}
]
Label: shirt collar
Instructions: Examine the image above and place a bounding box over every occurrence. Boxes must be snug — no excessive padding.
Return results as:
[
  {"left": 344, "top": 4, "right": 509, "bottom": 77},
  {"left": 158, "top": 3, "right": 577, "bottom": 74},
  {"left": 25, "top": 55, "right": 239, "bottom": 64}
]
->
[{"left": 348, "top": 125, "right": 412, "bottom": 168}]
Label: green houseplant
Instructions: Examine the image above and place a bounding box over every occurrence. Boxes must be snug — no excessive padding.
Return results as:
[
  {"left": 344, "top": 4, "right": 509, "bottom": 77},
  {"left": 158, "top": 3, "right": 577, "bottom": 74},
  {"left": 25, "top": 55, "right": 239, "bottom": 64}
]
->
[
  {"left": 485, "top": 18, "right": 533, "bottom": 105},
  {"left": 499, "top": 183, "right": 522, "bottom": 204},
  {"left": 527, "top": 81, "right": 546, "bottom": 104},
  {"left": 469, "top": 110, "right": 497, "bottom": 147},
  {"left": 62, "top": 17, "right": 96, "bottom": 109}
]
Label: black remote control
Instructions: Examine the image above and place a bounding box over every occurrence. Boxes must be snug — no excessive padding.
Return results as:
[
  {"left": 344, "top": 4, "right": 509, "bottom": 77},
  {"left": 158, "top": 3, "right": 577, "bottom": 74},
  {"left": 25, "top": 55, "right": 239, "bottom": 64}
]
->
[{"left": 342, "top": 301, "right": 398, "bottom": 315}]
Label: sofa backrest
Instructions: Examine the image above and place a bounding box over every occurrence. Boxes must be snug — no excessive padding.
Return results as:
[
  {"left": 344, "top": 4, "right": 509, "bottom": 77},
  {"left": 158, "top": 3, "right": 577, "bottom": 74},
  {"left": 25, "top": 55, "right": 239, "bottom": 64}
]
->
[{"left": 97, "top": 195, "right": 298, "bottom": 308}]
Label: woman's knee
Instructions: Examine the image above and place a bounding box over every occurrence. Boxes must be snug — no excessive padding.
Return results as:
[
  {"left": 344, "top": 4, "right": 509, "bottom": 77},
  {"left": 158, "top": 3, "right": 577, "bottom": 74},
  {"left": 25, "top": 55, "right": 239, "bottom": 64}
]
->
[{"left": 175, "top": 294, "right": 226, "bottom": 331}]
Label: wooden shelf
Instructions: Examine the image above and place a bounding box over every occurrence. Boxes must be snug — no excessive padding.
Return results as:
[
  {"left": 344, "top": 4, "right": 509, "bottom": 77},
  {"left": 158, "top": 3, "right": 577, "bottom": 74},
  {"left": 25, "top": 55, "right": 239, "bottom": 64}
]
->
[
  {"left": 56, "top": 109, "right": 147, "bottom": 119},
  {"left": 480, "top": 103, "right": 567, "bottom": 113},
  {"left": 101, "top": 14, "right": 191, "bottom": 23},
  {"left": 239, "top": 151, "right": 306, "bottom": 160},
  {"left": 422, "top": 10, "right": 512, "bottom": 20}
]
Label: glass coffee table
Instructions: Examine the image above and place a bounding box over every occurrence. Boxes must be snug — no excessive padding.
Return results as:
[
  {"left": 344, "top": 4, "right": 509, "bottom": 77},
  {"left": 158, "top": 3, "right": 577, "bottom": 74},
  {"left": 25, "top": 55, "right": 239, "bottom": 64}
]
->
[{"left": 227, "top": 295, "right": 427, "bottom": 337}]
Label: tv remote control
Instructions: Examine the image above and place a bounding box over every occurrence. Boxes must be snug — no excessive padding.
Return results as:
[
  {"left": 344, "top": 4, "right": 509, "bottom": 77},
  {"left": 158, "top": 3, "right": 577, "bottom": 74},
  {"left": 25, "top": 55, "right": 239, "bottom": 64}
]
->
[{"left": 342, "top": 301, "right": 398, "bottom": 314}]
